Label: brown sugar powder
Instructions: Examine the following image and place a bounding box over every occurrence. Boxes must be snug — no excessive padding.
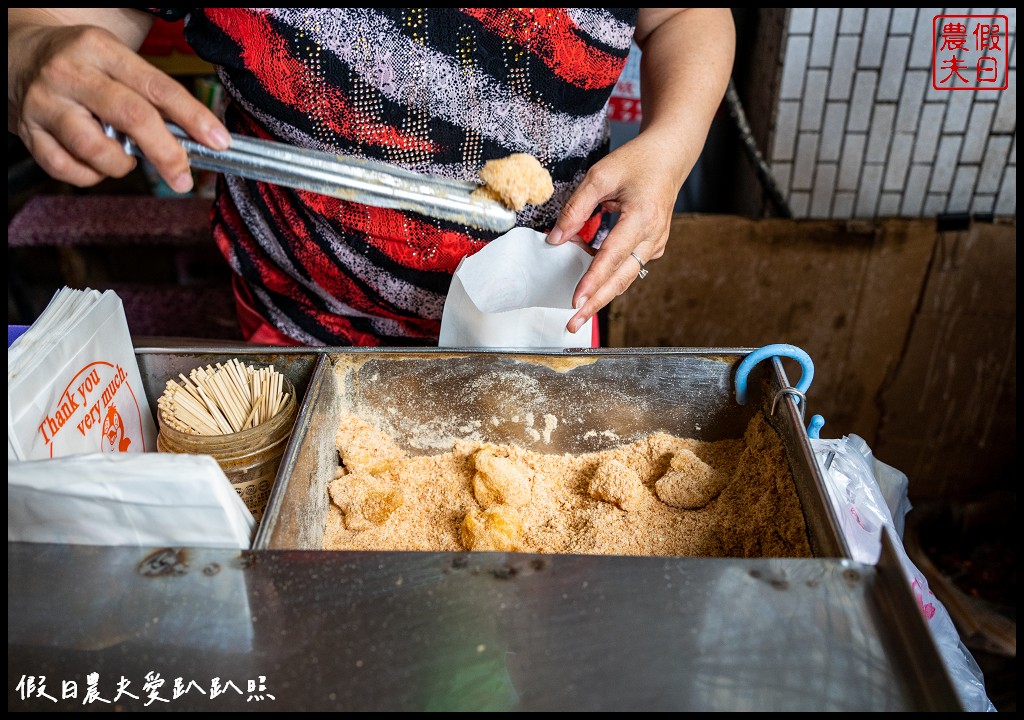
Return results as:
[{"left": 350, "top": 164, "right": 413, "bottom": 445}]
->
[{"left": 323, "top": 410, "right": 812, "bottom": 558}]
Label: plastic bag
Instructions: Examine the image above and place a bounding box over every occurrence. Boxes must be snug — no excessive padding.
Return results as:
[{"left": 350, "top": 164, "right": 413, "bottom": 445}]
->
[{"left": 811, "top": 434, "right": 995, "bottom": 712}]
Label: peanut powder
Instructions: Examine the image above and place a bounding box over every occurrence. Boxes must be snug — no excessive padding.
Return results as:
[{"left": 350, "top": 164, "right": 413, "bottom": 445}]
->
[{"left": 323, "top": 410, "right": 812, "bottom": 558}]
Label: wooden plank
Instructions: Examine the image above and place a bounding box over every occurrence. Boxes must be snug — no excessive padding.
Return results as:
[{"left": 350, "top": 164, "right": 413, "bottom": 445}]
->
[
  {"left": 874, "top": 220, "right": 1017, "bottom": 501},
  {"left": 610, "top": 214, "right": 1016, "bottom": 504},
  {"left": 608, "top": 214, "right": 935, "bottom": 445}
]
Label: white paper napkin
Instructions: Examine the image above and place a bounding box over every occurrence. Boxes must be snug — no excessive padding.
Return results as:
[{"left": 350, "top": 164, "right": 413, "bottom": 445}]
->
[{"left": 9, "top": 452, "right": 256, "bottom": 549}]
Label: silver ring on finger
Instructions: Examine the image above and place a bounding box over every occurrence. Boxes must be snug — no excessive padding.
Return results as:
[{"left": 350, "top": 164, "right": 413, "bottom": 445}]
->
[{"left": 629, "top": 252, "right": 649, "bottom": 279}]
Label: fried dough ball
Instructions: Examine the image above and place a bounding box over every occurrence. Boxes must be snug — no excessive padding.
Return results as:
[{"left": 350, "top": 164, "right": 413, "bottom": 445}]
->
[
  {"left": 587, "top": 458, "right": 644, "bottom": 511},
  {"left": 460, "top": 506, "right": 524, "bottom": 552},
  {"left": 336, "top": 414, "right": 406, "bottom": 474},
  {"left": 472, "top": 445, "right": 532, "bottom": 508},
  {"left": 473, "top": 153, "right": 554, "bottom": 211},
  {"left": 655, "top": 449, "right": 726, "bottom": 510},
  {"left": 328, "top": 470, "right": 404, "bottom": 531}
]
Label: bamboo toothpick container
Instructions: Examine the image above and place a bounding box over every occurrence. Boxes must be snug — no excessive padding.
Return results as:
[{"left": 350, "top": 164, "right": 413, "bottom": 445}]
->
[{"left": 156, "top": 360, "right": 297, "bottom": 523}]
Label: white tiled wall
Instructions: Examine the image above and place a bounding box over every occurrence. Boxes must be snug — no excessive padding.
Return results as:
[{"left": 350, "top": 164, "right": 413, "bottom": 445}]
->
[{"left": 770, "top": 8, "right": 1016, "bottom": 218}]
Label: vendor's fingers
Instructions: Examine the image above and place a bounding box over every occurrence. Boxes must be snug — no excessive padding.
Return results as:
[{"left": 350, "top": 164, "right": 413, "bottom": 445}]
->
[
  {"left": 566, "top": 233, "right": 598, "bottom": 256},
  {"left": 85, "top": 71, "right": 205, "bottom": 193},
  {"left": 17, "top": 26, "right": 225, "bottom": 192},
  {"left": 24, "top": 126, "right": 111, "bottom": 187},
  {"left": 566, "top": 242, "right": 653, "bottom": 334},
  {"left": 565, "top": 207, "right": 666, "bottom": 333},
  {"left": 65, "top": 40, "right": 228, "bottom": 192},
  {"left": 94, "top": 97, "right": 194, "bottom": 193},
  {"left": 102, "top": 49, "right": 230, "bottom": 151},
  {"left": 546, "top": 165, "right": 616, "bottom": 246},
  {"left": 567, "top": 238, "right": 655, "bottom": 332},
  {"left": 65, "top": 25, "right": 230, "bottom": 151},
  {"left": 568, "top": 211, "right": 653, "bottom": 310},
  {"left": 24, "top": 97, "right": 155, "bottom": 186},
  {"left": 143, "top": 73, "right": 230, "bottom": 152},
  {"left": 58, "top": 104, "right": 147, "bottom": 176}
]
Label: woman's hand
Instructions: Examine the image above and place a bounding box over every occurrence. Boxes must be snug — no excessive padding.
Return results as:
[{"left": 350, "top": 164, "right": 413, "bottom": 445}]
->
[
  {"left": 546, "top": 7, "right": 735, "bottom": 335},
  {"left": 8, "top": 9, "right": 229, "bottom": 193},
  {"left": 545, "top": 129, "right": 684, "bottom": 333}
]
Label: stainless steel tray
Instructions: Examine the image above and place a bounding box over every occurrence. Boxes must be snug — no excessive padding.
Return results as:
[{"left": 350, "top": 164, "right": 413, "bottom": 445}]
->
[
  {"left": 258, "top": 348, "right": 847, "bottom": 557},
  {"left": 6, "top": 346, "right": 962, "bottom": 711}
]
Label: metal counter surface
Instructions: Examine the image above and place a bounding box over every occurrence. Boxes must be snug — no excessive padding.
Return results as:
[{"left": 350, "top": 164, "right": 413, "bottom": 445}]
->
[
  {"left": 8, "top": 535, "right": 960, "bottom": 711},
  {"left": 8, "top": 346, "right": 961, "bottom": 711}
]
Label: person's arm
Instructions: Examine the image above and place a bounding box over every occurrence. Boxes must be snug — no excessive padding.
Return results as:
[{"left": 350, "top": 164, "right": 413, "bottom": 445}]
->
[
  {"left": 8, "top": 8, "right": 229, "bottom": 193},
  {"left": 547, "top": 8, "right": 735, "bottom": 334}
]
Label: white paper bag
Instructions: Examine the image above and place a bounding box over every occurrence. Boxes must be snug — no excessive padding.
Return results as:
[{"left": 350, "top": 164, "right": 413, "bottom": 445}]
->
[
  {"left": 8, "top": 453, "right": 256, "bottom": 549},
  {"left": 438, "top": 227, "right": 594, "bottom": 348},
  {"left": 8, "top": 288, "right": 158, "bottom": 460}
]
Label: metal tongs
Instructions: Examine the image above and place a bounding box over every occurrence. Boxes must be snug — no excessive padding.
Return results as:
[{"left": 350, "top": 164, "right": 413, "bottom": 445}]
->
[{"left": 103, "top": 122, "right": 516, "bottom": 233}]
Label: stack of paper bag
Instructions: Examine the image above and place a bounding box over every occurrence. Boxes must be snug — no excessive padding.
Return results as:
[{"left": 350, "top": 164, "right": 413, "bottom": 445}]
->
[
  {"left": 8, "top": 287, "right": 254, "bottom": 548},
  {"left": 8, "top": 287, "right": 156, "bottom": 459}
]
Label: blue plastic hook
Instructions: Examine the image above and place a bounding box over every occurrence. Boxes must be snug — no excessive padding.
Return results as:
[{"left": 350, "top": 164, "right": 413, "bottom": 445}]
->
[
  {"left": 734, "top": 343, "right": 814, "bottom": 405},
  {"left": 807, "top": 414, "right": 825, "bottom": 439},
  {"left": 735, "top": 344, "right": 823, "bottom": 436}
]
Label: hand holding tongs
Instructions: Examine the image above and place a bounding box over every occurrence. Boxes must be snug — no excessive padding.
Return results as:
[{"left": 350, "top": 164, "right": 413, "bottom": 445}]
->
[{"left": 103, "top": 122, "right": 516, "bottom": 233}]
